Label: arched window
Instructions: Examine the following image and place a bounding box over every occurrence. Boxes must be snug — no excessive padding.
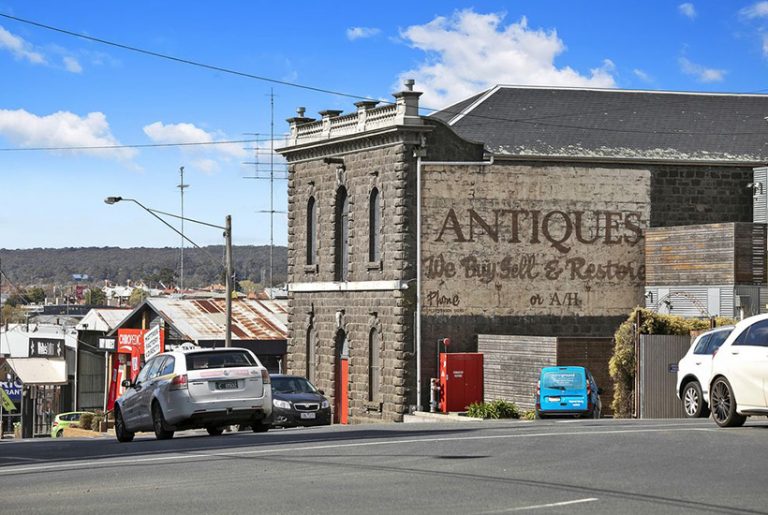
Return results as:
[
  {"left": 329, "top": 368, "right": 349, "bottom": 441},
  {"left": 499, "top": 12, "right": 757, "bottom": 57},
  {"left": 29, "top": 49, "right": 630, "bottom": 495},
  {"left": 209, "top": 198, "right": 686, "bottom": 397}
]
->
[
  {"left": 334, "top": 187, "right": 349, "bottom": 282},
  {"left": 306, "top": 196, "right": 317, "bottom": 265},
  {"left": 305, "top": 327, "right": 315, "bottom": 382},
  {"left": 368, "top": 328, "right": 381, "bottom": 402},
  {"left": 368, "top": 188, "right": 381, "bottom": 263}
]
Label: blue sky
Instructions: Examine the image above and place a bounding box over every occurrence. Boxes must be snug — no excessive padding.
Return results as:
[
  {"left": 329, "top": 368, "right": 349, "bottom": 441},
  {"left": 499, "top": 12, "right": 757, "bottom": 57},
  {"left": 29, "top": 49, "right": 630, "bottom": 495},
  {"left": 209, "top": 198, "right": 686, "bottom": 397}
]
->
[{"left": 2, "top": 1, "right": 768, "bottom": 249}]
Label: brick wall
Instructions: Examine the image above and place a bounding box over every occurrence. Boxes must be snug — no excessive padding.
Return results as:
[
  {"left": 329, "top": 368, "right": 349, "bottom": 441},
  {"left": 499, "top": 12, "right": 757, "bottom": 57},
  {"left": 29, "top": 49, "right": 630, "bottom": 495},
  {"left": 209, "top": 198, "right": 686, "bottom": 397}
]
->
[{"left": 650, "top": 165, "right": 753, "bottom": 226}]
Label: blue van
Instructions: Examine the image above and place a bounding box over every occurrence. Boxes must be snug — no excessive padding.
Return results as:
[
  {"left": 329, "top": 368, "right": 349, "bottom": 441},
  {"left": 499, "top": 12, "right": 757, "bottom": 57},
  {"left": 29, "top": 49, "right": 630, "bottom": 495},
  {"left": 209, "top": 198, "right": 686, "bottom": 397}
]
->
[{"left": 536, "top": 366, "right": 602, "bottom": 419}]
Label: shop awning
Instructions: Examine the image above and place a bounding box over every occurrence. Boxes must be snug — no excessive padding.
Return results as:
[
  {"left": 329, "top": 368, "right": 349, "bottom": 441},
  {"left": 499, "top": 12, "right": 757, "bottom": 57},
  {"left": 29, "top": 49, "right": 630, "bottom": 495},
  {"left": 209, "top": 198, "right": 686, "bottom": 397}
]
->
[{"left": 5, "top": 358, "right": 67, "bottom": 385}]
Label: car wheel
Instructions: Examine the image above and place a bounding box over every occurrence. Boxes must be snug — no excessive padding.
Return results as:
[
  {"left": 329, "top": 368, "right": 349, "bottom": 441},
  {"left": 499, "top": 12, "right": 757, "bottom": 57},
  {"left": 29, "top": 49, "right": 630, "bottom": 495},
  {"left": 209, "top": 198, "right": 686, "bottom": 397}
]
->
[
  {"left": 534, "top": 411, "right": 545, "bottom": 420},
  {"left": 710, "top": 377, "right": 747, "bottom": 428},
  {"left": 54, "top": 429, "right": 64, "bottom": 438},
  {"left": 115, "top": 407, "right": 135, "bottom": 443},
  {"left": 682, "top": 381, "right": 707, "bottom": 418},
  {"left": 152, "top": 402, "right": 175, "bottom": 440},
  {"left": 206, "top": 426, "right": 224, "bottom": 436},
  {"left": 251, "top": 422, "right": 270, "bottom": 433}
]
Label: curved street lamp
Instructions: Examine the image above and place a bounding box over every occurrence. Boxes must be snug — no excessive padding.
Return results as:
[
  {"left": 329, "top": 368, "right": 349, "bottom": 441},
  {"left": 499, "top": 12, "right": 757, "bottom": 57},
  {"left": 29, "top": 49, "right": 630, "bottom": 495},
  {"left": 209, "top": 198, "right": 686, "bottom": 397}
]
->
[{"left": 104, "top": 196, "right": 233, "bottom": 347}]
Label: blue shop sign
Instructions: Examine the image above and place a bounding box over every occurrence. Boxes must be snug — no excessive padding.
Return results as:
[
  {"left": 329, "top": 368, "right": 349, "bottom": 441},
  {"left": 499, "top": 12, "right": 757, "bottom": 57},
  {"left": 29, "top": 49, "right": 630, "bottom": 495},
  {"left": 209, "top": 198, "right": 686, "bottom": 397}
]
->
[{"left": 1, "top": 379, "right": 23, "bottom": 402}]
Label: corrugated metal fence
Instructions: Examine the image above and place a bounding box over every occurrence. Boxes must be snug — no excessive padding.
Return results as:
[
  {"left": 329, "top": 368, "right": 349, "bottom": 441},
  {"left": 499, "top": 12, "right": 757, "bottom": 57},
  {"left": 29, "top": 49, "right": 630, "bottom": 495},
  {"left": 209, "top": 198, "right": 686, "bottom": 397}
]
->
[{"left": 639, "top": 335, "right": 691, "bottom": 418}]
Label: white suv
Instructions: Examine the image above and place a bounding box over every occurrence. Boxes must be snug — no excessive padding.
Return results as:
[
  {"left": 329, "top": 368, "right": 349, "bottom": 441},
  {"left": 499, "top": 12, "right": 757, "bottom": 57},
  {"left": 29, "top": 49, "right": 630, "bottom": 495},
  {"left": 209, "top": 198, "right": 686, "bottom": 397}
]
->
[
  {"left": 115, "top": 347, "right": 272, "bottom": 442},
  {"left": 676, "top": 326, "right": 733, "bottom": 418},
  {"left": 709, "top": 314, "right": 768, "bottom": 427}
]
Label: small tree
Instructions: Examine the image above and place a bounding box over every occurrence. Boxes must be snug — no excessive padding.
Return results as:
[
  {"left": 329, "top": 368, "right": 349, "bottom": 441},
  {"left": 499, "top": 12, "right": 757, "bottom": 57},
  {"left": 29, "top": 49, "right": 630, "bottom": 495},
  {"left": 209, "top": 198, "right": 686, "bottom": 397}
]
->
[
  {"left": 128, "top": 288, "right": 148, "bottom": 307},
  {"left": 85, "top": 288, "right": 107, "bottom": 305}
]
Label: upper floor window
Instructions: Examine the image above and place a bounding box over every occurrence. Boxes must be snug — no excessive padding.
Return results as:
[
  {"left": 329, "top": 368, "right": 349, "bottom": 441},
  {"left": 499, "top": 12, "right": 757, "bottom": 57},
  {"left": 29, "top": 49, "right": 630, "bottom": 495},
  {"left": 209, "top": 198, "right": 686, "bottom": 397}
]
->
[
  {"left": 306, "top": 196, "right": 317, "bottom": 265},
  {"left": 369, "top": 188, "right": 381, "bottom": 263},
  {"left": 334, "top": 186, "right": 349, "bottom": 282}
]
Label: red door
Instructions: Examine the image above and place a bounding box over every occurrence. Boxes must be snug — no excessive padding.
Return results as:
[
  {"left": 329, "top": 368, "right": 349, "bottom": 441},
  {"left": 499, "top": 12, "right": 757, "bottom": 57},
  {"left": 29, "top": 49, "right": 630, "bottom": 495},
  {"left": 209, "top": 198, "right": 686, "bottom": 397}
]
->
[
  {"left": 335, "top": 358, "right": 349, "bottom": 424},
  {"left": 334, "top": 330, "right": 349, "bottom": 424}
]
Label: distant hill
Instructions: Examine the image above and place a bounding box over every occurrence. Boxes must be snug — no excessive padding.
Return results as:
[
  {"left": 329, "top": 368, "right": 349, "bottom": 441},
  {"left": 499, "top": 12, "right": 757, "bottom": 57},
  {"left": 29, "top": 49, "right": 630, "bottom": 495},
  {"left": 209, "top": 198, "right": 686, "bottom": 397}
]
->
[{"left": 0, "top": 246, "right": 287, "bottom": 287}]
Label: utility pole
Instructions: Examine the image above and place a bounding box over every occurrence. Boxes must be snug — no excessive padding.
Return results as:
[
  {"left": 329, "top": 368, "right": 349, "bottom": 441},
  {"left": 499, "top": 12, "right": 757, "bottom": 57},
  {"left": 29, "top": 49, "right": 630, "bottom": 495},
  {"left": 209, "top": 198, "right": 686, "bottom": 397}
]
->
[{"left": 177, "top": 166, "right": 189, "bottom": 293}]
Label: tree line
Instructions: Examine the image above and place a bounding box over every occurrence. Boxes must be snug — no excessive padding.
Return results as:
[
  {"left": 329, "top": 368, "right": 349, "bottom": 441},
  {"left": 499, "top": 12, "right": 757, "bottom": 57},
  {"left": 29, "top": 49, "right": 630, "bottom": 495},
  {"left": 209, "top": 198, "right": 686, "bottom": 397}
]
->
[{"left": 0, "top": 245, "right": 287, "bottom": 289}]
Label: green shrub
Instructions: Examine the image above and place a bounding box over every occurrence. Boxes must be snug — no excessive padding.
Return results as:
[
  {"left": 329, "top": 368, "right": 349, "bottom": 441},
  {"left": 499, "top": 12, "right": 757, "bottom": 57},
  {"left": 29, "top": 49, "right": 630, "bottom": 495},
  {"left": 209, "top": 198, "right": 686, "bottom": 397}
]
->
[
  {"left": 521, "top": 409, "right": 536, "bottom": 421},
  {"left": 609, "top": 307, "right": 736, "bottom": 418},
  {"left": 78, "top": 412, "right": 94, "bottom": 430},
  {"left": 466, "top": 400, "right": 519, "bottom": 419}
]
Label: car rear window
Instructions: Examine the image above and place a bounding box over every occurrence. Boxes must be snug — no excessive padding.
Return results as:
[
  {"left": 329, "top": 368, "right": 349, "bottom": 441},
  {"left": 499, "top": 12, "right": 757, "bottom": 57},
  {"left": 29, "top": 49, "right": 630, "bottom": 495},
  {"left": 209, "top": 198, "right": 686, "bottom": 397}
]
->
[
  {"left": 272, "top": 377, "right": 318, "bottom": 394},
  {"left": 186, "top": 351, "right": 256, "bottom": 370},
  {"left": 542, "top": 371, "right": 584, "bottom": 390}
]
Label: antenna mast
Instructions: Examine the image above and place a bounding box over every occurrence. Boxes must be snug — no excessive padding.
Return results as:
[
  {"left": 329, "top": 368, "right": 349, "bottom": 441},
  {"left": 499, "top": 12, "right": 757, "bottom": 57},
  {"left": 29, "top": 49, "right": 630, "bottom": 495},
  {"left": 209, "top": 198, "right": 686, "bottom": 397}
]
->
[{"left": 177, "top": 166, "right": 189, "bottom": 293}]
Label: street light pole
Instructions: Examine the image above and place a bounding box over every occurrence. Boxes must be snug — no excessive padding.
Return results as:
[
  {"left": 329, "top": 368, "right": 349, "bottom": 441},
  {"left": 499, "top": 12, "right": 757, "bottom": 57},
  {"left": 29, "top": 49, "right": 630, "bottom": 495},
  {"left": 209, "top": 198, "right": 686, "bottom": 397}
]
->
[
  {"left": 105, "top": 196, "right": 233, "bottom": 347},
  {"left": 224, "top": 215, "right": 232, "bottom": 348}
]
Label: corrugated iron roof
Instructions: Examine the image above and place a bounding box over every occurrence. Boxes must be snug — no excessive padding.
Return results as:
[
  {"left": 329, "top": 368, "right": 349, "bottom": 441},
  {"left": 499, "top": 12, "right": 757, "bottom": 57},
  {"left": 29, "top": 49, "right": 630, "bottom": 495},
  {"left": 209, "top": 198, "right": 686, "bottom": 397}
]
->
[
  {"left": 77, "top": 308, "right": 132, "bottom": 332},
  {"left": 147, "top": 297, "right": 287, "bottom": 342}
]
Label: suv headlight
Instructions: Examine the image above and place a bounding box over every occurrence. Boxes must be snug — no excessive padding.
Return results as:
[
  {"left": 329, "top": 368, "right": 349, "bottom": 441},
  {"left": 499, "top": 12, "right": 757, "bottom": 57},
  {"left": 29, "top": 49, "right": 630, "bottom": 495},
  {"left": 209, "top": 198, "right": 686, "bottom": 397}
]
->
[
  {"left": 273, "top": 399, "right": 291, "bottom": 409},
  {"left": 321, "top": 399, "right": 330, "bottom": 409}
]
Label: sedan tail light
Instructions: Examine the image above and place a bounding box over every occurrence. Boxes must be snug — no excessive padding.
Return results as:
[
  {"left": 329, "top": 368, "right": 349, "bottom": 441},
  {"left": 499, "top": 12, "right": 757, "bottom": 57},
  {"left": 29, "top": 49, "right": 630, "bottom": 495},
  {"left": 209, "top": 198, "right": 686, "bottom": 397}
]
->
[
  {"left": 261, "top": 369, "right": 271, "bottom": 384},
  {"left": 170, "top": 373, "right": 188, "bottom": 390}
]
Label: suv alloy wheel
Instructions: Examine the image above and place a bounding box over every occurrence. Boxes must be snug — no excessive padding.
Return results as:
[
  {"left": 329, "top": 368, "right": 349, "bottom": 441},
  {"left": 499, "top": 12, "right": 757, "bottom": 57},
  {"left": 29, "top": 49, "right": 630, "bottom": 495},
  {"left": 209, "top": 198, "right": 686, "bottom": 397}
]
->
[{"left": 710, "top": 377, "right": 747, "bottom": 428}]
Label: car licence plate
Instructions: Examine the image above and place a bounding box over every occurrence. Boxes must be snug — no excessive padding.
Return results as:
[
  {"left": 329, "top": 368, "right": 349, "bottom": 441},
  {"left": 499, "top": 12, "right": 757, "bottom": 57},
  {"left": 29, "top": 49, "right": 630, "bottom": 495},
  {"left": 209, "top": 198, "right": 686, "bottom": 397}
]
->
[
  {"left": 300, "top": 412, "right": 316, "bottom": 419},
  {"left": 548, "top": 397, "right": 561, "bottom": 402},
  {"left": 216, "top": 380, "right": 238, "bottom": 390}
]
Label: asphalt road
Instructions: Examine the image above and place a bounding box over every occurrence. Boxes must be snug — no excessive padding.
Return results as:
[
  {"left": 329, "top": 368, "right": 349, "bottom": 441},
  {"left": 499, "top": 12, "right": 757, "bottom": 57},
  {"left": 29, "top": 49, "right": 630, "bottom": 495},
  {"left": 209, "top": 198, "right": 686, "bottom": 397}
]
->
[{"left": 2, "top": 418, "right": 768, "bottom": 514}]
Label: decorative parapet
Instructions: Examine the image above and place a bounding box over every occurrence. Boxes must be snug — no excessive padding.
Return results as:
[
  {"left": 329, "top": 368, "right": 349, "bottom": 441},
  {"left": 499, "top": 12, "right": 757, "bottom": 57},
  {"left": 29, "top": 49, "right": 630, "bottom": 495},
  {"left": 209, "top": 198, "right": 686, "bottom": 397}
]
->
[{"left": 284, "top": 79, "right": 423, "bottom": 147}]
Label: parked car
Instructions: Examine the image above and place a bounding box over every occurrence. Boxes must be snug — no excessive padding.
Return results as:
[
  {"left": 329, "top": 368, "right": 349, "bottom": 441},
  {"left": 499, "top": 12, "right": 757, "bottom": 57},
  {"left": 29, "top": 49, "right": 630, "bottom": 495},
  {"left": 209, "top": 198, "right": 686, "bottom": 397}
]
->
[
  {"left": 676, "top": 326, "right": 734, "bottom": 418},
  {"left": 709, "top": 314, "right": 768, "bottom": 427},
  {"left": 270, "top": 374, "right": 331, "bottom": 428},
  {"left": 114, "top": 347, "right": 272, "bottom": 442},
  {"left": 50, "top": 411, "right": 94, "bottom": 438},
  {"left": 536, "top": 366, "right": 602, "bottom": 419}
]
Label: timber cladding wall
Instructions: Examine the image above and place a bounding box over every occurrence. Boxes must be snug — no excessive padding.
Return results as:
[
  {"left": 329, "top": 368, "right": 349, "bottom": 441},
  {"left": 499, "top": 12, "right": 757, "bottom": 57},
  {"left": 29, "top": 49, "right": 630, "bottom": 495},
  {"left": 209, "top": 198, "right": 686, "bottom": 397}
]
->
[
  {"left": 420, "top": 162, "right": 650, "bottom": 319},
  {"left": 478, "top": 334, "right": 614, "bottom": 414},
  {"left": 645, "top": 223, "right": 767, "bottom": 286}
]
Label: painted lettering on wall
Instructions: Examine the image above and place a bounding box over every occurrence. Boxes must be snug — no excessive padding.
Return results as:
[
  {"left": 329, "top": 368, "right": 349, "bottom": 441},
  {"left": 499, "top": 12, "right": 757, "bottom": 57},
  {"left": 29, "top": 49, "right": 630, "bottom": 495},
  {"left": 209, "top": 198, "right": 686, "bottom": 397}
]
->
[{"left": 435, "top": 208, "right": 643, "bottom": 254}]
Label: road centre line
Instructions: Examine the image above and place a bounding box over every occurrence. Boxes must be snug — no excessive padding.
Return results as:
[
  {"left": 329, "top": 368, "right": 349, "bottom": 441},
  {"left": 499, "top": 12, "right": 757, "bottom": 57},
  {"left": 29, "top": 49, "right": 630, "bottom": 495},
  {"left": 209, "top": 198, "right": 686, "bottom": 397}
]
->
[
  {"left": 0, "top": 426, "right": 715, "bottom": 476},
  {"left": 480, "top": 497, "right": 599, "bottom": 513}
]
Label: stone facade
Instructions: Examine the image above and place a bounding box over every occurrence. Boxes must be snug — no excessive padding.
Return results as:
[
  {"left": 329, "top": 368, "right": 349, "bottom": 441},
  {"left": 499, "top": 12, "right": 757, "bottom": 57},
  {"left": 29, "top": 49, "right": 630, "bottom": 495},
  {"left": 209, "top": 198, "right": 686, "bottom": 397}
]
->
[{"left": 279, "top": 85, "right": 484, "bottom": 423}]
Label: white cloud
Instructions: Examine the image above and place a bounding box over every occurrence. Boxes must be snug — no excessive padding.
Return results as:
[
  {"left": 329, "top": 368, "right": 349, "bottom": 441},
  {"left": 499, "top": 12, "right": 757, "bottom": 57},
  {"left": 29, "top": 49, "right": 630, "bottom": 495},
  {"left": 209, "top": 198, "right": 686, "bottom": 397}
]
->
[
  {"left": 678, "top": 57, "right": 726, "bottom": 82},
  {"left": 0, "top": 25, "right": 46, "bottom": 65},
  {"left": 741, "top": 1, "right": 768, "bottom": 18},
  {"left": 346, "top": 27, "right": 381, "bottom": 40},
  {"left": 143, "top": 121, "right": 248, "bottom": 168},
  {"left": 63, "top": 56, "right": 83, "bottom": 73},
  {"left": 633, "top": 68, "right": 653, "bottom": 83},
  {"left": 0, "top": 109, "right": 135, "bottom": 159},
  {"left": 397, "top": 10, "right": 616, "bottom": 109},
  {"left": 679, "top": 3, "right": 697, "bottom": 19},
  {"left": 192, "top": 158, "right": 220, "bottom": 175}
]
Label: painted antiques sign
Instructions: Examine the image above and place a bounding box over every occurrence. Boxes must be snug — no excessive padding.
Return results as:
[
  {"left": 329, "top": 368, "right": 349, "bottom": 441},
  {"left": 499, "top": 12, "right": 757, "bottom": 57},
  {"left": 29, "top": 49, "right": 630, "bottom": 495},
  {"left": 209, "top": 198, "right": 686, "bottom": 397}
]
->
[{"left": 420, "top": 164, "right": 650, "bottom": 316}]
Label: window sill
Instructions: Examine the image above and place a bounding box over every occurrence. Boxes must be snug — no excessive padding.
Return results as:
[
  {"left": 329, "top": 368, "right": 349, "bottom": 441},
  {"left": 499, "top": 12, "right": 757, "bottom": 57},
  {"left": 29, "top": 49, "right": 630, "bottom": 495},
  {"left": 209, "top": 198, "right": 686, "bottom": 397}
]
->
[
  {"left": 364, "top": 401, "right": 383, "bottom": 413},
  {"left": 304, "top": 264, "right": 319, "bottom": 274},
  {"left": 367, "top": 260, "right": 382, "bottom": 271}
]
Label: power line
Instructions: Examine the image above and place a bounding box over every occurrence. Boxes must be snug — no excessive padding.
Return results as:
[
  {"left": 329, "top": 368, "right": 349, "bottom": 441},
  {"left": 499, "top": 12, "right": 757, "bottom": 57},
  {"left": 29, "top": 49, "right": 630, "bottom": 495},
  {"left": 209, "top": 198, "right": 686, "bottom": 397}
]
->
[
  {"left": 0, "top": 12, "right": 378, "bottom": 103},
  {"left": 3, "top": 11, "right": 768, "bottom": 140},
  {"left": 0, "top": 138, "right": 266, "bottom": 152}
]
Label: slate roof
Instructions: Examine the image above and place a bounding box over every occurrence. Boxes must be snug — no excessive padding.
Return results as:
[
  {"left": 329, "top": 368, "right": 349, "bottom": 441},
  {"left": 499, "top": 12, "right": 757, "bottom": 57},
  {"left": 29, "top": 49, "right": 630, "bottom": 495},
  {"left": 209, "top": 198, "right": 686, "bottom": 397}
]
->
[{"left": 430, "top": 86, "right": 768, "bottom": 164}]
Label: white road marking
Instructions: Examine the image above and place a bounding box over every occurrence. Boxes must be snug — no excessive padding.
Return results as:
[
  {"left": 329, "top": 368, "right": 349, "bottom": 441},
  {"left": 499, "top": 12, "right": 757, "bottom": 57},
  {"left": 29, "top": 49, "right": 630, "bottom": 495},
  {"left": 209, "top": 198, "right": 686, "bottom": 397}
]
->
[
  {"left": 0, "top": 426, "right": 715, "bottom": 476},
  {"left": 490, "top": 497, "right": 599, "bottom": 512},
  {"left": 0, "top": 456, "right": 46, "bottom": 462}
]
